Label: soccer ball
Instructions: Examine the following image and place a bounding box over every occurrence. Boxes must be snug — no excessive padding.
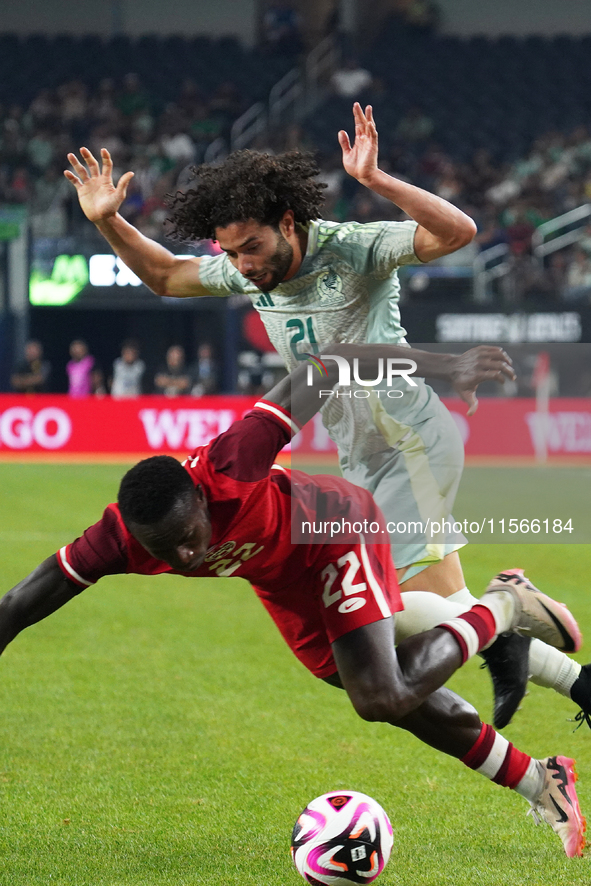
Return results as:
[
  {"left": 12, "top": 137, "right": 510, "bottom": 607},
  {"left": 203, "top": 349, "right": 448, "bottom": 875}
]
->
[{"left": 291, "top": 790, "right": 393, "bottom": 885}]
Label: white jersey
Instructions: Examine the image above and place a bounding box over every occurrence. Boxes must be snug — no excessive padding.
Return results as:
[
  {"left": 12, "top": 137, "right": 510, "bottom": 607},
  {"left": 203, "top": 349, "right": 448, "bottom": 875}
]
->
[
  {"left": 199, "top": 218, "right": 466, "bottom": 568},
  {"left": 199, "top": 219, "right": 430, "bottom": 464},
  {"left": 199, "top": 218, "right": 419, "bottom": 359}
]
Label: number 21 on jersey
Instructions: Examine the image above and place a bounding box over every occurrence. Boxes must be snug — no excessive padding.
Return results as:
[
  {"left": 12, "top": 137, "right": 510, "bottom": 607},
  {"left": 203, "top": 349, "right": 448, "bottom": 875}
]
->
[{"left": 286, "top": 316, "right": 318, "bottom": 361}]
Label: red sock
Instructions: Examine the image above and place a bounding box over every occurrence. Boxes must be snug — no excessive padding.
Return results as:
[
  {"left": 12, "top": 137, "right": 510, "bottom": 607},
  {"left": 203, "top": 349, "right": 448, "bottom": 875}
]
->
[
  {"left": 461, "top": 723, "right": 530, "bottom": 788},
  {"left": 439, "top": 605, "right": 498, "bottom": 663}
]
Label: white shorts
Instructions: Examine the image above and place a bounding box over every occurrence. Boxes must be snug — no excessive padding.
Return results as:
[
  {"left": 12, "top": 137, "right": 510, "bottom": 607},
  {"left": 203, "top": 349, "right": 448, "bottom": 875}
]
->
[{"left": 341, "top": 392, "right": 467, "bottom": 578}]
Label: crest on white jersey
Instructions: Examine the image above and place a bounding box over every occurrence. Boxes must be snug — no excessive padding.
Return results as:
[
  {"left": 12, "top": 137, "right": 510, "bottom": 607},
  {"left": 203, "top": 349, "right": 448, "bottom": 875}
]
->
[{"left": 316, "top": 271, "right": 344, "bottom": 304}]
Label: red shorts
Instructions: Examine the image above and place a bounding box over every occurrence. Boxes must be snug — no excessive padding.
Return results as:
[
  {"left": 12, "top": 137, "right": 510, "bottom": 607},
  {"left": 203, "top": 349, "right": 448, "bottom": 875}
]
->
[{"left": 253, "top": 537, "right": 402, "bottom": 679}]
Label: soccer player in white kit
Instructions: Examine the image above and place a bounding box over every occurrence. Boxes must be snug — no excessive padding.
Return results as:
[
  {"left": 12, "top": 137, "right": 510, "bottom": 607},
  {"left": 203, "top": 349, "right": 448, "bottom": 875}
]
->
[{"left": 65, "top": 103, "right": 591, "bottom": 729}]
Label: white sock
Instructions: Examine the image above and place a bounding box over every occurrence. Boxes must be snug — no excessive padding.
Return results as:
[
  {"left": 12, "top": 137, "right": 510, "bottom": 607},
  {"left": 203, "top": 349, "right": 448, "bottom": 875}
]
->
[
  {"left": 398, "top": 591, "right": 582, "bottom": 702},
  {"left": 447, "top": 586, "right": 479, "bottom": 607},
  {"left": 476, "top": 590, "right": 516, "bottom": 636},
  {"left": 395, "top": 587, "right": 479, "bottom": 641},
  {"left": 514, "top": 758, "right": 545, "bottom": 803},
  {"left": 395, "top": 592, "right": 466, "bottom": 641},
  {"left": 528, "top": 639, "right": 582, "bottom": 697}
]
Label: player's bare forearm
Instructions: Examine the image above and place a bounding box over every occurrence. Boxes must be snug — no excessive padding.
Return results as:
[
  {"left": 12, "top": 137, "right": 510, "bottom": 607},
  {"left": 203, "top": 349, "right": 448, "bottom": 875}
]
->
[
  {"left": 265, "top": 344, "right": 514, "bottom": 425},
  {"left": 361, "top": 169, "right": 476, "bottom": 260},
  {"left": 65, "top": 147, "right": 209, "bottom": 298},
  {"left": 94, "top": 214, "right": 207, "bottom": 297},
  {"left": 0, "top": 556, "right": 83, "bottom": 654}
]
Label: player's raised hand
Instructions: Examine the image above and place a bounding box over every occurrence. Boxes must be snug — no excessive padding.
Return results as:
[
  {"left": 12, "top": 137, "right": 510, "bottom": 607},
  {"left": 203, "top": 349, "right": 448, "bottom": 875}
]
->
[
  {"left": 64, "top": 148, "right": 134, "bottom": 224},
  {"left": 450, "top": 346, "right": 516, "bottom": 416},
  {"left": 338, "top": 103, "right": 379, "bottom": 184}
]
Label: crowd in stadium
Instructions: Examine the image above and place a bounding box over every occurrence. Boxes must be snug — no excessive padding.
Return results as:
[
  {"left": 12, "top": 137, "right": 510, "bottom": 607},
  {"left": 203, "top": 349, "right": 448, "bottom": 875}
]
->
[
  {"left": 0, "top": 72, "right": 249, "bottom": 241},
  {"left": 2, "top": 61, "right": 591, "bottom": 305},
  {"left": 2, "top": 2, "right": 591, "bottom": 314}
]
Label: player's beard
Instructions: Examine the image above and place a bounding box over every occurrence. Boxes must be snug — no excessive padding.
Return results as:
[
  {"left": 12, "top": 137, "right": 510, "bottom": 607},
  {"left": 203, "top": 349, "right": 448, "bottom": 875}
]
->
[{"left": 257, "top": 231, "right": 294, "bottom": 292}]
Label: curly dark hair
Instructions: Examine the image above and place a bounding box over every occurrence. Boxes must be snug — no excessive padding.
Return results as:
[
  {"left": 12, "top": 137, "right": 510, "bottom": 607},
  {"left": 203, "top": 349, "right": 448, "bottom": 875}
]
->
[
  {"left": 165, "top": 150, "right": 327, "bottom": 241},
  {"left": 118, "top": 455, "right": 194, "bottom": 526}
]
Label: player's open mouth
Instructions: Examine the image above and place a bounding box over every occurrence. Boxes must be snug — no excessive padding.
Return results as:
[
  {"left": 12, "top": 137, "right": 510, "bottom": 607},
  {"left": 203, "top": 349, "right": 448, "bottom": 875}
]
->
[{"left": 249, "top": 272, "right": 268, "bottom": 284}]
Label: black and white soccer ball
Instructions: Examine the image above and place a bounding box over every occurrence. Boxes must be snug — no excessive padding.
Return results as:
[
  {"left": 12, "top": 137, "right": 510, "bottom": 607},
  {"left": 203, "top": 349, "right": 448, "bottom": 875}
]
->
[{"left": 291, "top": 790, "right": 393, "bottom": 885}]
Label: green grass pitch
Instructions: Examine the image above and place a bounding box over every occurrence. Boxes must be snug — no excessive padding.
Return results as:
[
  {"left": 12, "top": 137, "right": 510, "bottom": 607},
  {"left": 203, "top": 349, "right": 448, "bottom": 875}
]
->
[{"left": 0, "top": 463, "right": 590, "bottom": 885}]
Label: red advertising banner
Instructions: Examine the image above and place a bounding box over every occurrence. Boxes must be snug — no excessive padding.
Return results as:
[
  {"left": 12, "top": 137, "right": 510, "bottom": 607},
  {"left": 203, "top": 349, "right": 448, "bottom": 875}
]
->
[
  {"left": 0, "top": 395, "right": 589, "bottom": 460},
  {"left": 443, "top": 397, "right": 591, "bottom": 459}
]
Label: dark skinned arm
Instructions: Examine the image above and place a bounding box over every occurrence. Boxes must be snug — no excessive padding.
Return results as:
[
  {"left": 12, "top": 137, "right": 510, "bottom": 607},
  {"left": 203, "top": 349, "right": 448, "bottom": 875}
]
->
[
  {"left": 0, "top": 556, "right": 84, "bottom": 656},
  {"left": 264, "top": 343, "right": 515, "bottom": 427}
]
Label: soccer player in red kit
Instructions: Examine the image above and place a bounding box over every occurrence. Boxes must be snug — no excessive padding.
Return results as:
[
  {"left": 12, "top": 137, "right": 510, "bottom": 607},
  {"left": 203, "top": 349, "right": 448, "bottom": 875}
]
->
[{"left": 0, "top": 347, "right": 585, "bottom": 859}]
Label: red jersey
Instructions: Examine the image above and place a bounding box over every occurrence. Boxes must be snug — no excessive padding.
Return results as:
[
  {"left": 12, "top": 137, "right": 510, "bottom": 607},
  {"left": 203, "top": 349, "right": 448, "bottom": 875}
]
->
[{"left": 56, "top": 401, "right": 402, "bottom": 678}]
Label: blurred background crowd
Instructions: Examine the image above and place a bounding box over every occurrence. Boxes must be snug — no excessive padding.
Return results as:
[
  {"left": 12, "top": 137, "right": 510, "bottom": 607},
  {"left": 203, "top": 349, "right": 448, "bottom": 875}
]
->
[
  {"left": 2, "top": 0, "right": 591, "bottom": 397},
  {"left": 10, "top": 337, "right": 221, "bottom": 397},
  {"left": 3, "top": 4, "right": 591, "bottom": 307}
]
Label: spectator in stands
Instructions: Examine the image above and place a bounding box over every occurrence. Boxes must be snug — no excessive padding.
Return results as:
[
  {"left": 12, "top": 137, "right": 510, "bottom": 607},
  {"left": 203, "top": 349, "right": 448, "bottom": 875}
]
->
[
  {"left": 189, "top": 105, "right": 223, "bottom": 157},
  {"left": 209, "top": 82, "right": 244, "bottom": 130},
  {"left": 27, "top": 128, "right": 55, "bottom": 173},
  {"left": 330, "top": 57, "right": 374, "bottom": 99},
  {"left": 30, "top": 164, "right": 71, "bottom": 238},
  {"left": 510, "top": 254, "right": 556, "bottom": 304},
  {"left": 474, "top": 212, "right": 507, "bottom": 253},
  {"left": 66, "top": 339, "right": 104, "bottom": 398},
  {"left": 29, "top": 89, "right": 57, "bottom": 126},
  {"left": 190, "top": 342, "right": 218, "bottom": 397},
  {"left": 395, "top": 106, "right": 434, "bottom": 145},
  {"left": 159, "top": 122, "right": 196, "bottom": 167},
  {"left": 110, "top": 339, "right": 146, "bottom": 398},
  {"left": 116, "top": 73, "right": 152, "bottom": 119},
  {"left": 58, "top": 80, "right": 89, "bottom": 133},
  {"left": 11, "top": 339, "right": 51, "bottom": 393},
  {"left": 6, "top": 167, "right": 31, "bottom": 204},
  {"left": 89, "top": 78, "right": 118, "bottom": 125},
  {"left": 463, "top": 149, "right": 499, "bottom": 209},
  {"left": 119, "top": 176, "right": 146, "bottom": 225},
  {"left": 88, "top": 121, "right": 125, "bottom": 168},
  {"left": 154, "top": 345, "right": 192, "bottom": 397},
  {"left": 563, "top": 247, "right": 591, "bottom": 302},
  {"left": 504, "top": 206, "right": 536, "bottom": 256},
  {"left": 434, "top": 160, "right": 462, "bottom": 203},
  {"left": 177, "top": 79, "right": 205, "bottom": 119},
  {"left": 545, "top": 251, "right": 569, "bottom": 297},
  {"left": 236, "top": 351, "right": 272, "bottom": 396},
  {"left": 0, "top": 31, "right": 586, "bottom": 300}
]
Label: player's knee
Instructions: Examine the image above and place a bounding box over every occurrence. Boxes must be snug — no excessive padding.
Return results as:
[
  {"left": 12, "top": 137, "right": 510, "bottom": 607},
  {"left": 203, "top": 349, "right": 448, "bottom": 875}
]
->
[{"left": 349, "top": 685, "right": 412, "bottom": 724}]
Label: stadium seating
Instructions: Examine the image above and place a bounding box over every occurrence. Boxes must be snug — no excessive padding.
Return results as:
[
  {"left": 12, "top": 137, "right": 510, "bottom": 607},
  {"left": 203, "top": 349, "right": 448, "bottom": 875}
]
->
[
  {"left": 0, "top": 33, "right": 292, "bottom": 110},
  {"left": 310, "top": 24, "right": 591, "bottom": 163}
]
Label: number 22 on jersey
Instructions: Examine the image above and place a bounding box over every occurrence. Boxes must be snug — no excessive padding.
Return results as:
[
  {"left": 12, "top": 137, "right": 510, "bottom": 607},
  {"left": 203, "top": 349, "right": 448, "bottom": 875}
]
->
[{"left": 321, "top": 552, "right": 368, "bottom": 614}]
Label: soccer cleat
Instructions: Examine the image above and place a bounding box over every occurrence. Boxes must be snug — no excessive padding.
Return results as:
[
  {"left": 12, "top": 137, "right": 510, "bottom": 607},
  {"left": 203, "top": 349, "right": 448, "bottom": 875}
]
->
[
  {"left": 528, "top": 756, "right": 586, "bottom": 857},
  {"left": 570, "top": 663, "right": 591, "bottom": 730},
  {"left": 483, "top": 569, "right": 582, "bottom": 653},
  {"left": 480, "top": 632, "right": 531, "bottom": 729}
]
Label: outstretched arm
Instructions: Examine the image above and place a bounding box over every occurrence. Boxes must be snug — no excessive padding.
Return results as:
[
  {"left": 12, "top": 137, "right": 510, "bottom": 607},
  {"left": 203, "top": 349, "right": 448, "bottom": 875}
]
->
[
  {"left": 0, "top": 556, "right": 84, "bottom": 656},
  {"left": 64, "top": 148, "right": 210, "bottom": 298},
  {"left": 338, "top": 104, "right": 477, "bottom": 262},
  {"left": 264, "top": 343, "right": 515, "bottom": 425}
]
